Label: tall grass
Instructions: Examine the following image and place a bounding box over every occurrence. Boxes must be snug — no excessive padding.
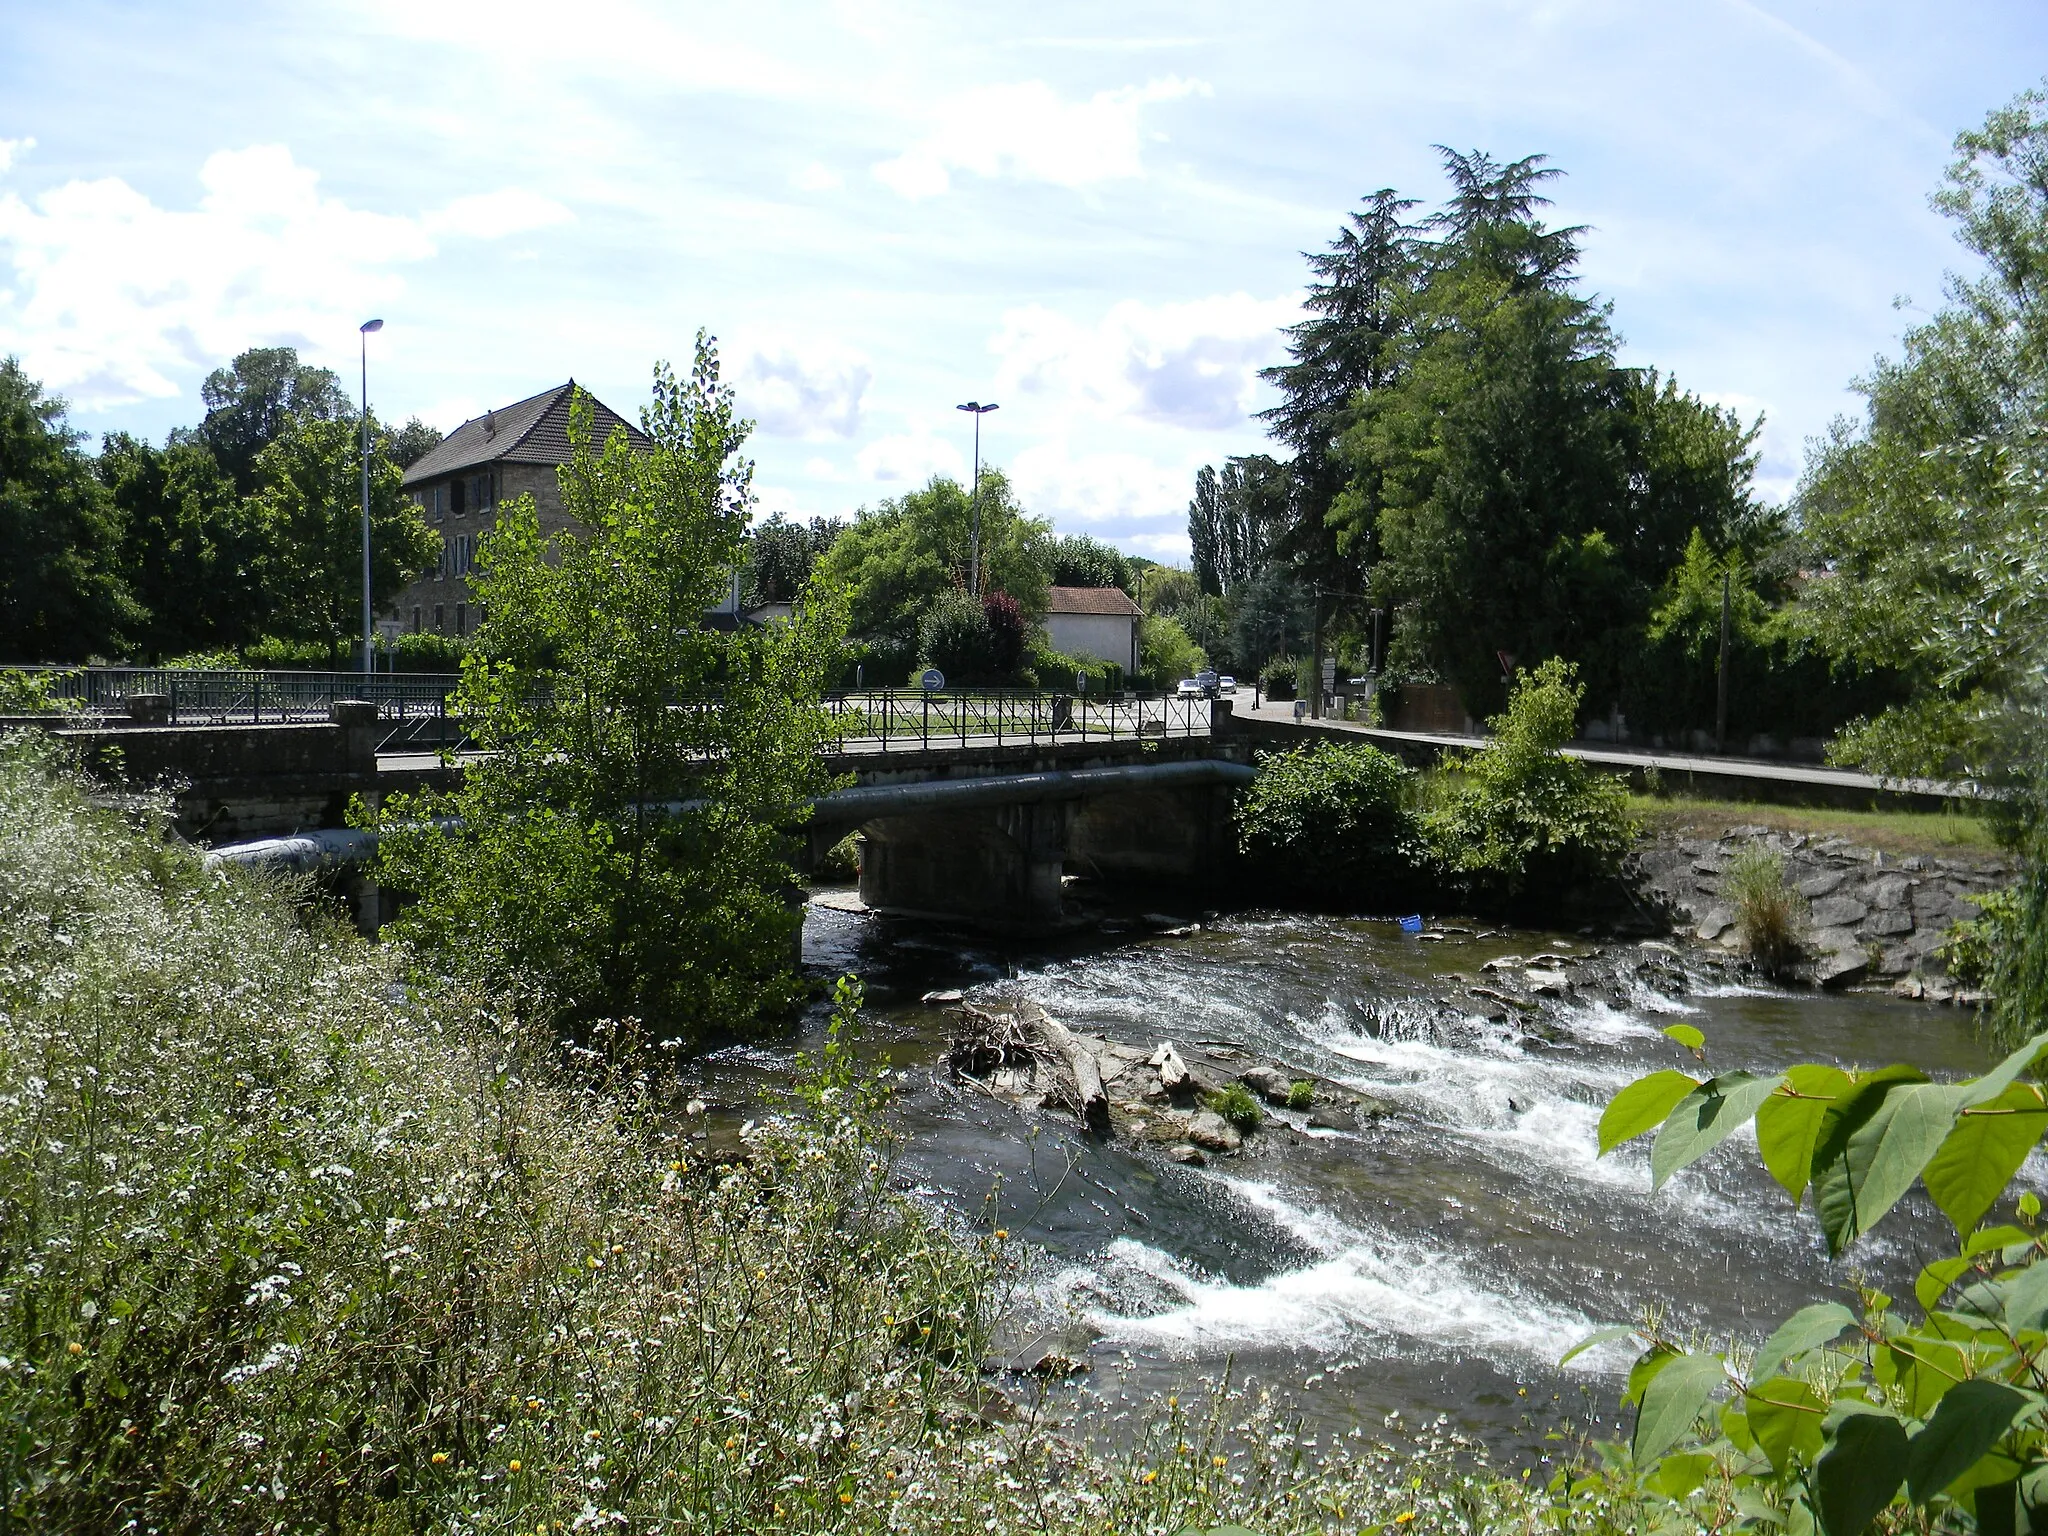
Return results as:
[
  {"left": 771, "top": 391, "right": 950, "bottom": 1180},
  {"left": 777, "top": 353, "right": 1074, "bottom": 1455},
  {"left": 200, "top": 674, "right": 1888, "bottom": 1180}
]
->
[
  {"left": 1724, "top": 844, "right": 1803, "bottom": 977},
  {"left": 0, "top": 730, "right": 1603, "bottom": 1533}
]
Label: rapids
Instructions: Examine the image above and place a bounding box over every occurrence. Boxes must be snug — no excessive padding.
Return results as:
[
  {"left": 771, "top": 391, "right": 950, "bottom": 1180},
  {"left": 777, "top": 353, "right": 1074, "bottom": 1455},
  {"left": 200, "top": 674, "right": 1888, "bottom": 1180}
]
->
[{"left": 707, "top": 892, "right": 1996, "bottom": 1450}]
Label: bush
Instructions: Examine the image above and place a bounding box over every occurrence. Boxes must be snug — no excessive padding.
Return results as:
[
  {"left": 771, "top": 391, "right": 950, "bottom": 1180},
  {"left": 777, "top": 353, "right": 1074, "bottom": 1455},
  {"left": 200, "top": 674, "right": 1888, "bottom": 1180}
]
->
[
  {"left": 1023, "top": 638, "right": 1121, "bottom": 694},
  {"left": 1236, "top": 741, "right": 1424, "bottom": 898},
  {"left": 0, "top": 668, "right": 80, "bottom": 713},
  {"left": 1425, "top": 657, "right": 1636, "bottom": 898},
  {"left": 1139, "top": 611, "right": 1206, "bottom": 691},
  {"left": 917, "top": 589, "right": 1001, "bottom": 683},
  {"left": 818, "top": 830, "right": 861, "bottom": 882},
  {"left": 1724, "top": 843, "right": 1802, "bottom": 976},
  {"left": 1205, "top": 1082, "right": 1263, "bottom": 1131},
  {"left": 1287, "top": 1079, "right": 1316, "bottom": 1110},
  {"left": 1259, "top": 653, "right": 1298, "bottom": 699}
]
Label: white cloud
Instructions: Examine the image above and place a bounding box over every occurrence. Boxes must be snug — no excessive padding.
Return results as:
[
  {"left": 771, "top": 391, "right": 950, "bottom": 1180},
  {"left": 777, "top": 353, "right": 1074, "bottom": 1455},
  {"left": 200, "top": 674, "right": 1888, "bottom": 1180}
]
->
[
  {"left": 1009, "top": 439, "right": 1189, "bottom": 530},
  {"left": 732, "top": 341, "right": 871, "bottom": 438},
  {"left": 426, "top": 188, "right": 573, "bottom": 239},
  {"left": 992, "top": 292, "right": 1298, "bottom": 431},
  {"left": 873, "top": 76, "right": 1209, "bottom": 199},
  {"left": 792, "top": 162, "right": 843, "bottom": 193},
  {"left": 0, "top": 145, "right": 562, "bottom": 409},
  {"left": 0, "top": 138, "right": 33, "bottom": 174},
  {"left": 855, "top": 430, "right": 965, "bottom": 485}
]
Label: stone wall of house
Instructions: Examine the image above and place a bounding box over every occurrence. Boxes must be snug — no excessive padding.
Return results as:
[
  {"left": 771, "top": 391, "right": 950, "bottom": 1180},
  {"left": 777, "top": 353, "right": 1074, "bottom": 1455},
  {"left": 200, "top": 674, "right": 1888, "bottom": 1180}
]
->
[{"left": 1629, "top": 828, "right": 2012, "bottom": 998}]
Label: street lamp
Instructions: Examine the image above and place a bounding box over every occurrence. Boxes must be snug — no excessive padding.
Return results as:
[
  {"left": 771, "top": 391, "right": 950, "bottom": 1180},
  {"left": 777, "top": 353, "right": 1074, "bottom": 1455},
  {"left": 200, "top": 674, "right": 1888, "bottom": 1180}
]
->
[
  {"left": 955, "top": 400, "right": 998, "bottom": 597},
  {"left": 359, "top": 318, "right": 384, "bottom": 675}
]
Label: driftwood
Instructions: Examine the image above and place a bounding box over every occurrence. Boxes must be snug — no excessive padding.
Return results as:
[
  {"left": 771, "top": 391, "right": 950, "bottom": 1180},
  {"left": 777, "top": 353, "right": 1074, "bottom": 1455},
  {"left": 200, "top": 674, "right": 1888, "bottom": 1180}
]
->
[
  {"left": 951, "top": 1001, "right": 1110, "bottom": 1138},
  {"left": 1017, "top": 1001, "right": 1111, "bottom": 1138}
]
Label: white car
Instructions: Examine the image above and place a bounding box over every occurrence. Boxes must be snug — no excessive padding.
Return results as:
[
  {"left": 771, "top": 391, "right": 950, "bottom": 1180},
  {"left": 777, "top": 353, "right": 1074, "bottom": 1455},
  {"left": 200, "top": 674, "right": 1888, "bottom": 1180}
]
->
[
  {"left": 1175, "top": 678, "right": 1206, "bottom": 698},
  {"left": 1217, "top": 675, "right": 1237, "bottom": 695}
]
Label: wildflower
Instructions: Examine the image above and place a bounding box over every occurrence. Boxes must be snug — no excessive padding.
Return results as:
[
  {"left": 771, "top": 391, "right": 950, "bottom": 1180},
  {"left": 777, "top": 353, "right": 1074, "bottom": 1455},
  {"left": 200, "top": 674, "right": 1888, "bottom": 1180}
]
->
[
  {"left": 1395, "top": 1514, "right": 1417, "bottom": 1525},
  {"left": 994, "top": 1229, "right": 1008, "bottom": 1240},
  {"left": 508, "top": 1460, "right": 522, "bottom": 1473},
  {"left": 66, "top": 1342, "right": 82, "bottom": 1356},
  {"left": 1212, "top": 1455, "right": 1227, "bottom": 1467},
  {"left": 431, "top": 1452, "right": 449, "bottom": 1465},
  {"left": 1141, "top": 1469, "right": 1157, "bottom": 1484},
  {"left": 611, "top": 1244, "right": 624, "bottom": 1254},
  {"left": 840, "top": 1491, "right": 853, "bottom": 1505},
  {"left": 588, "top": 1255, "right": 603, "bottom": 1269}
]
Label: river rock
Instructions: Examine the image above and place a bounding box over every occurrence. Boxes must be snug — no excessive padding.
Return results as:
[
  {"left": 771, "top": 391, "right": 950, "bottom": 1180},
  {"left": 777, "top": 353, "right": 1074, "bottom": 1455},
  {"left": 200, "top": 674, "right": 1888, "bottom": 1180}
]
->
[
  {"left": 1524, "top": 968, "right": 1571, "bottom": 996},
  {"left": 1167, "top": 1144, "right": 1207, "bottom": 1166},
  {"left": 1307, "top": 1104, "right": 1357, "bottom": 1132},
  {"left": 922, "top": 989, "right": 964, "bottom": 1005},
  {"left": 1694, "top": 909, "right": 1736, "bottom": 942},
  {"left": 1860, "top": 908, "right": 1914, "bottom": 938},
  {"left": 1240, "top": 1065, "right": 1297, "bottom": 1104},
  {"left": 1186, "top": 1111, "right": 1241, "bottom": 1153},
  {"left": 1810, "top": 895, "right": 1869, "bottom": 928},
  {"left": 1796, "top": 870, "right": 1847, "bottom": 899}
]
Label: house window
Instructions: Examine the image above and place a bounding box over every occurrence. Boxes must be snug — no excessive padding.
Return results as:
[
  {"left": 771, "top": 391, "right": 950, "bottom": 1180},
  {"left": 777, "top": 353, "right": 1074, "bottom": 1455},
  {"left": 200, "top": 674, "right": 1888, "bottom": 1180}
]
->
[
  {"left": 451, "top": 477, "right": 466, "bottom": 516},
  {"left": 433, "top": 604, "right": 445, "bottom": 633},
  {"left": 455, "top": 603, "right": 468, "bottom": 638},
  {"left": 411, "top": 606, "right": 421, "bottom": 634}
]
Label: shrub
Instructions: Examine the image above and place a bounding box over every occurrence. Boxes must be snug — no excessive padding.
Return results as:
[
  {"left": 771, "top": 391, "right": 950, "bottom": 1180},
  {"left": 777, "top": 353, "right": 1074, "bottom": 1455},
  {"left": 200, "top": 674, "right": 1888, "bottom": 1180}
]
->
[
  {"left": 1724, "top": 842, "right": 1802, "bottom": 975},
  {"left": 982, "top": 589, "right": 1027, "bottom": 674},
  {"left": 917, "top": 588, "right": 1001, "bottom": 682},
  {"left": 1236, "top": 741, "right": 1424, "bottom": 897},
  {"left": 0, "top": 668, "right": 80, "bottom": 713},
  {"left": 1287, "top": 1079, "right": 1316, "bottom": 1110},
  {"left": 1425, "top": 657, "right": 1636, "bottom": 897},
  {"left": 1259, "top": 653, "right": 1298, "bottom": 699},
  {"left": 1938, "top": 885, "right": 2021, "bottom": 986},
  {"left": 1023, "top": 638, "right": 1121, "bottom": 694},
  {"left": 818, "top": 830, "right": 861, "bottom": 882},
  {"left": 1205, "top": 1082, "right": 1263, "bottom": 1131}
]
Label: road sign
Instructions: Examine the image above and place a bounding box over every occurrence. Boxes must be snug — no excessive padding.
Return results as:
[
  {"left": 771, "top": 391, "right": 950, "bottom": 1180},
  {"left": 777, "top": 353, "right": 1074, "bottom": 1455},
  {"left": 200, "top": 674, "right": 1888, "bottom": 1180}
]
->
[{"left": 919, "top": 668, "right": 946, "bottom": 692}]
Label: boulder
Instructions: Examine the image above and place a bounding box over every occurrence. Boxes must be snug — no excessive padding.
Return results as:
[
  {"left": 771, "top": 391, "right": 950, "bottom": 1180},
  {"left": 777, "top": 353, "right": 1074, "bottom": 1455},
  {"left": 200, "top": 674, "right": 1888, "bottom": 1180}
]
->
[
  {"left": 1865, "top": 875, "right": 1913, "bottom": 910},
  {"left": 1797, "top": 871, "right": 1847, "bottom": 899},
  {"left": 1694, "top": 909, "right": 1736, "bottom": 942},
  {"left": 1815, "top": 948, "right": 1870, "bottom": 989},
  {"left": 1860, "top": 908, "right": 1914, "bottom": 938},
  {"left": 1810, "top": 896, "right": 1870, "bottom": 929},
  {"left": 1167, "top": 1144, "right": 1207, "bottom": 1166},
  {"left": 1524, "top": 968, "right": 1571, "bottom": 996},
  {"left": 1307, "top": 1104, "right": 1357, "bottom": 1132},
  {"left": 1239, "top": 1065, "right": 1297, "bottom": 1104},
  {"left": 1186, "top": 1111, "right": 1241, "bottom": 1153}
]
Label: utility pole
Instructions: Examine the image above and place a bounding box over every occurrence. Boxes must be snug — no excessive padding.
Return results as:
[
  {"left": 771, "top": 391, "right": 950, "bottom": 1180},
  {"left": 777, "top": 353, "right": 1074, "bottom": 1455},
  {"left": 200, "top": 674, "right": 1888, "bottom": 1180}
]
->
[
  {"left": 1715, "top": 565, "right": 1731, "bottom": 753},
  {"left": 955, "top": 400, "right": 999, "bottom": 597},
  {"left": 358, "top": 318, "right": 384, "bottom": 675}
]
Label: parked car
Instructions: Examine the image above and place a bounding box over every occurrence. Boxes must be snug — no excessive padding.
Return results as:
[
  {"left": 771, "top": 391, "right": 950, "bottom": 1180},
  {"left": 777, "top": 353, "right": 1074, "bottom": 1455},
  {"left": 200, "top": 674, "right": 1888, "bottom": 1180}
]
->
[
  {"left": 1175, "top": 677, "right": 1207, "bottom": 698},
  {"left": 1217, "top": 675, "right": 1237, "bottom": 695}
]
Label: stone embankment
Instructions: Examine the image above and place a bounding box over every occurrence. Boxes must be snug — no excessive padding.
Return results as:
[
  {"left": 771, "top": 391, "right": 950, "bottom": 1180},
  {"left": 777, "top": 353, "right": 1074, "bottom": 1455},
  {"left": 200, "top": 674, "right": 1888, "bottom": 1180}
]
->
[
  {"left": 947, "top": 999, "right": 1391, "bottom": 1166},
  {"left": 1629, "top": 828, "right": 2009, "bottom": 997}
]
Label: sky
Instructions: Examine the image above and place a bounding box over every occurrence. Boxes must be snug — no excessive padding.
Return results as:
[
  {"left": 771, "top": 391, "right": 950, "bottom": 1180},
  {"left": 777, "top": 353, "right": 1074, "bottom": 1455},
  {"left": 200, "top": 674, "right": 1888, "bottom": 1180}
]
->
[{"left": 0, "top": 2, "right": 2041, "bottom": 561}]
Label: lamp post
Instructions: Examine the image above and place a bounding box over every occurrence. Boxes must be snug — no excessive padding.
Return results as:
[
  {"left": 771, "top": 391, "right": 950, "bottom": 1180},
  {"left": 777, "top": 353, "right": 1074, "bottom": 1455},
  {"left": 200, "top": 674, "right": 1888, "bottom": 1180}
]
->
[
  {"left": 955, "top": 400, "right": 998, "bottom": 597},
  {"left": 359, "top": 318, "right": 384, "bottom": 675}
]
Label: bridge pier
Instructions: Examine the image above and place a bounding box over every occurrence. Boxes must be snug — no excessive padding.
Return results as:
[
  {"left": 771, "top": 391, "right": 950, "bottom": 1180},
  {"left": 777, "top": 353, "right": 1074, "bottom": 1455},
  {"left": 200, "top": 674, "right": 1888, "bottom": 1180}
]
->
[
  {"left": 1067, "top": 782, "right": 1237, "bottom": 886},
  {"left": 858, "top": 802, "right": 1075, "bottom": 931}
]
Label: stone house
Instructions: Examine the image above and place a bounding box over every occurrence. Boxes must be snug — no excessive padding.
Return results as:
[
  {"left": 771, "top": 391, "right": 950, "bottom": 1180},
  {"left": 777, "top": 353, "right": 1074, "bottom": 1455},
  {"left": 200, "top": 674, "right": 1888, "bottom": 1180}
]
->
[
  {"left": 391, "top": 382, "right": 649, "bottom": 637},
  {"left": 1043, "top": 585, "right": 1142, "bottom": 674}
]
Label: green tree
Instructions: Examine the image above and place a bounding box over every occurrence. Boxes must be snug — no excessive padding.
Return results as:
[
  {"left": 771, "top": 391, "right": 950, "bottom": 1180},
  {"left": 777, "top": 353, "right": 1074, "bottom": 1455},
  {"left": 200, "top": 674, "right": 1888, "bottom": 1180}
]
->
[
  {"left": 745, "top": 512, "right": 844, "bottom": 605},
  {"left": 1188, "top": 453, "right": 1291, "bottom": 596},
  {"left": 1138, "top": 612, "right": 1206, "bottom": 689},
  {"left": 813, "top": 470, "right": 1050, "bottom": 655},
  {"left": 381, "top": 416, "right": 443, "bottom": 470},
  {"left": 372, "top": 340, "right": 849, "bottom": 1047},
  {"left": 0, "top": 360, "right": 139, "bottom": 662},
  {"left": 98, "top": 432, "right": 262, "bottom": 659},
  {"left": 1047, "top": 532, "right": 1133, "bottom": 592},
  {"left": 190, "top": 346, "right": 351, "bottom": 495},
  {"left": 248, "top": 413, "right": 439, "bottom": 652}
]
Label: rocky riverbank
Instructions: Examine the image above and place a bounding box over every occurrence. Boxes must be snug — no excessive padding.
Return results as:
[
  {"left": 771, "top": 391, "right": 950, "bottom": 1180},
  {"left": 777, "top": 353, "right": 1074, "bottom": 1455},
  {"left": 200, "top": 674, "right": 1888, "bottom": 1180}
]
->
[{"left": 1628, "top": 827, "right": 2008, "bottom": 997}]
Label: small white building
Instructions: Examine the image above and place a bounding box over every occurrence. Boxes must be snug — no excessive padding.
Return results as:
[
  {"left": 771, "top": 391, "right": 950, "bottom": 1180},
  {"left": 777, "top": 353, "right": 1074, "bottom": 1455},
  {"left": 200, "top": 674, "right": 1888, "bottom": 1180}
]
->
[{"left": 1043, "top": 585, "right": 1141, "bottom": 674}]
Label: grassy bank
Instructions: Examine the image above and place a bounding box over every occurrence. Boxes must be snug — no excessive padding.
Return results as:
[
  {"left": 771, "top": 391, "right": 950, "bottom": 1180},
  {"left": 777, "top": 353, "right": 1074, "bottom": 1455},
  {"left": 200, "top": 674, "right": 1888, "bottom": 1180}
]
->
[
  {"left": 0, "top": 730, "right": 1613, "bottom": 1534},
  {"left": 1627, "top": 791, "right": 1999, "bottom": 856}
]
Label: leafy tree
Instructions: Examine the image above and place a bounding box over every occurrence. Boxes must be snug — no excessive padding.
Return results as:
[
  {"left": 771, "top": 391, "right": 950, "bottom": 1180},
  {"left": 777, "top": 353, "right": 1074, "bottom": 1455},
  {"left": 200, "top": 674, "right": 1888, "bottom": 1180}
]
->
[
  {"left": 746, "top": 512, "right": 844, "bottom": 605},
  {"left": 247, "top": 414, "right": 440, "bottom": 652},
  {"left": 372, "top": 341, "right": 848, "bottom": 1047},
  {"left": 98, "top": 432, "right": 262, "bottom": 659},
  {"left": 1047, "top": 532, "right": 1133, "bottom": 592},
  {"left": 0, "top": 360, "right": 139, "bottom": 662},
  {"left": 190, "top": 346, "right": 351, "bottom": 495},
  {"left": 1237, "top": 741, "right": 1424, "bottom": 897},
  {"left": 813, "top": 470, "right": 1050, "bottom": 653},
  {"left": 1138, "top": 612, "right": 1206, "bottom": 689},
  {"left": 381, "top": 417, "right": 443, "bottom": 470},
  {"left": 1230, "top": 562, "right": 1315, "bottom": 677},
  {"left": 1188, "top": 453, "right": 1291, "bottom": 596}
]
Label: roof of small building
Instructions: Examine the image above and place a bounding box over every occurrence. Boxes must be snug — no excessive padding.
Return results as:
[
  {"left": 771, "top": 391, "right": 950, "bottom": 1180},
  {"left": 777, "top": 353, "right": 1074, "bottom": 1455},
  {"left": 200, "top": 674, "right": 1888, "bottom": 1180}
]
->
[
  {"left": 401, "top": 381, "right": 651, "bottom": 485},
  {"left": 1046, "top": 584, "right": 1143, "bottom": 618}
]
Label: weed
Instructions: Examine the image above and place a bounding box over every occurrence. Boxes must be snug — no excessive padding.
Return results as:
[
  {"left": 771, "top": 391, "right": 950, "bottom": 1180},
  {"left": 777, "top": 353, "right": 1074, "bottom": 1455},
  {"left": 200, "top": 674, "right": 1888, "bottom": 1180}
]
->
[
  {"left": 1725, "top": 843, "right": 1803, "bottom": 976},
  {"left": 1206, "top": 1082, "right": 1264, "bottom": 1132},
  {"left": 1287, "top": 1080, "right": 1316, "bottom": 1110}
]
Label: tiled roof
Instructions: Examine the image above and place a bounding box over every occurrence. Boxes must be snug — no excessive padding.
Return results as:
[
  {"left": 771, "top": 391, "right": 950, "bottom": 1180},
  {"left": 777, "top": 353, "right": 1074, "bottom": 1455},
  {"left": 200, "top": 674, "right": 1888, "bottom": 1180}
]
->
[
  {"left": 1046, "top": 584, "right": 1142, "bottom": 617},
  {"left": 402, "top": 381, "right": 651, "bottom": 485}
]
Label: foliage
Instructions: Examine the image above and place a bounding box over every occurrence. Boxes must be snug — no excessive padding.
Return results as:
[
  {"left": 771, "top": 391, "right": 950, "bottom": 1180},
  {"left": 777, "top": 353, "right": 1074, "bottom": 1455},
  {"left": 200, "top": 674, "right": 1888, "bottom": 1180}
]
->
[
  {"left": 1723, "top": 843, "right": 1804, "bottom": 978},
  {"left": 372, "top": 340, "right": 849, "bottom": 1049},
  {"left": 189, "top": 344, "right": 352, "bottom": 495},
  {"left": 1205, "top": 1083, "right": 1264, "bottom": 1132},
  {"left": 1139, "top": 612, "right": 1207, "bottom": 690},
  {"left": 1047, "top": 532, "right": 1134, "bottom": 593},
  {"left": 813, "top": 471, "right": 1050, "bottom": 653},
  {"left": 0, "top": 668, "right": 80, "bottom": 713},
  {"left": 1231, "top": 563, "right": 1315, "bottom": 677},
  {"left": 0, "top": 358, "right": 140, "bottom": 662},
  {"left": 1286, "top": 1079, "right": 1316, "bottom": 1111},
  {"left": 1188, "top": 454, "right": 1291, "bottom": 596},
  {"left": 818, "top": 830, "right": 861, "bottom": 882},
  {"left": 1259, "top": 652, "right": 1300, "bottom": 699},
  {"left": 1425, "top": 658, "right": 1636, "bottom": 896},
  {"left": 247, "top": 412, "right": 440, "bottom": 651},
  {"left": 1236, "top": 740, "right": 1423, "bottom": 897},
  {"left": 1022, "top": 638, "right": 1121, "bottom": 694},
  {"left": 97, "top": 430, "right": 264, "bottom": 659},
  {"left": 748, "top": 511, "right": 845, "bottom": 605},
  {"left": 1591, "top": 1023, "right": 2048, "bottom": 1535},
  {"left": 1938, "top": 886, "right": 2021, "bottom": 987}
]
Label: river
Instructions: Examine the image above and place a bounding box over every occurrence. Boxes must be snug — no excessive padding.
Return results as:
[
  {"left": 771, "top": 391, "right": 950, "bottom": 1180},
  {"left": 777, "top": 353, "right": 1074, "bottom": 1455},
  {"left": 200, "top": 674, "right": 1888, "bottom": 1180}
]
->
[{"left": 702, "top": 890, "right": 1994, "bottom": 1456}]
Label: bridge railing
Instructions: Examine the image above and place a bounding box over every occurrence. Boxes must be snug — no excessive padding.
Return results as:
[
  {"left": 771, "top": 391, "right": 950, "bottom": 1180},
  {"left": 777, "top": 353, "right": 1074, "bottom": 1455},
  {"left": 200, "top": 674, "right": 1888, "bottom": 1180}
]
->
[{"left": 820, "top": 690, "right": 1209, "bottom": 751}]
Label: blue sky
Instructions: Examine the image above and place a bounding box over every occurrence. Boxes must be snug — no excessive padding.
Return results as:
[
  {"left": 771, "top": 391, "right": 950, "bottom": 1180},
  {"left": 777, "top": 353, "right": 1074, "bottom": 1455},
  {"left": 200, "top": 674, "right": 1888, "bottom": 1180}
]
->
[{"left": 1, "top": 1, "right": 2040, "bottom": 559}]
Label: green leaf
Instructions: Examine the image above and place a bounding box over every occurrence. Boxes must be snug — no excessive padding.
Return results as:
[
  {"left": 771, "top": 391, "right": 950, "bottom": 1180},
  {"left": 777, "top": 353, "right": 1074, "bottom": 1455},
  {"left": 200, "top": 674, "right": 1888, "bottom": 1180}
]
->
[
  {"left": 1905, "top": 1378, "right": 2033, "bottom": 1503},
  {"left": 1663, "top": 1023, "right": 1706, "bottom": 1051},
  {"left": 1646, "top": 1450, "right": 1716, "bottom": 1501},
  {"left": 1813, "top": 1076, "right": 1960, "bottom": 1257},
  {"left": 1747, "top": 1376, "right": 1825, "bottom": 1475},
  {"left": 1957, "top": 1030, "right": 2048, "bottom": 1110},
  {"left": 1599, "top": 1070, "right": 1702, "bottom": 1156},
  {"left": 1652, "top": 1071, "right": 1788, "bottom": 1191},
  {"left": 1917, "top": 1256, "right": 1974, "bottom": 1313},
  {"left": 1923, "top": 1082, "right": 2048, "bottom": 1238},
  {"left": 1815, "top": 1405, "right": 1908, "bottom": 1536},
  {"left": 1965, "top": 1224, "right": 2034, "bottom": 1258},
  {"left": 1756, "top": 1064, "right": 1854, "bottom": 1204},
  {"left": 2000, "top": 1259, "right": 2048, "bottom": 1335},
  {"left": 1626, "top": 1343, "right": 1680, "bottom": 1406},
  {"left": 1752, "top": 1302, "right": 1857, "bottom": 1383},
  {"left": 1633, "top": 1351, "right": 1726, "bottom": 1467},
  {"left": 1559, "top": 1324, "right": 1636, "bottom": 1366}
]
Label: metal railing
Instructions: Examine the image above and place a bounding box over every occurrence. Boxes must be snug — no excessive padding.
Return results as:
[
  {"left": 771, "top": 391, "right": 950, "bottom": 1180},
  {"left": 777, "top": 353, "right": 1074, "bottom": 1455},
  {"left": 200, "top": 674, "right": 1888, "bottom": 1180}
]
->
[{"left": 821, "top": 690, "right": 1210, "bottom": 752}]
